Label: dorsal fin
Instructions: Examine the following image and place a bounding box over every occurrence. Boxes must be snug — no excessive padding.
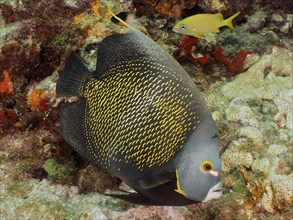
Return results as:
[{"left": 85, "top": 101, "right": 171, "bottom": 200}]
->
[
  {"left": 94, "top": 11, "right": 182, "bottom": 78},
  {"left": 214, "top": 13, "right": 224, "bottom": 20},
  {"left": 108, "top": 11, "right": 134, "bottom": 31},
  {"left": 57, "top": 52, "right": 92, "bottom": 97}
]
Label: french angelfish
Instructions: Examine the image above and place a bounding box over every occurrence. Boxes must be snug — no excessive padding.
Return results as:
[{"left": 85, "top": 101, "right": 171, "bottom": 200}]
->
[
  {"left": 56, "top": 12, "right": 222, "bottom": 206},
  {"left": 173, "top": 12, "right": 240, "bottom": 39}
]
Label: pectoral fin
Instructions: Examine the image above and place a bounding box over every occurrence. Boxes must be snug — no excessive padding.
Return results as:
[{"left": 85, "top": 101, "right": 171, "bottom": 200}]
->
[
  {"left": 138, "top": 172, "right": 174, "bottom": 189},
  {"left": 212, "top": 28, "right": 220, "bottom": 33},
  {"left": 192, "top": 29, "right": 204, "bottom": 39}
]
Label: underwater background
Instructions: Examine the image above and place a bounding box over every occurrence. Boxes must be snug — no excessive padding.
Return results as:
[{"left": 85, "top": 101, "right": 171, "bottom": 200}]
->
[{"left": 0, "top": 0, "right": 292, "bottom": 219}]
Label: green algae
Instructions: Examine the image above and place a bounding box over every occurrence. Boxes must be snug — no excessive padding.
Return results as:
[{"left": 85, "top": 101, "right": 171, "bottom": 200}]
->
[
  {"left": 218, "top": 24, "right": 279, "bottom": 57},
  {"left": 14, "top": 200, "right": 63, "bottom": 220},
  {"left": 217, "top": 8, "right": 279, "bottom": 59},
  {"left": 52, "top": 33, "right": 75, "bottom": 49},
  {"left": 205, "top": 191, "right": 248, "bottom": 220},
  {"left": 74, "top": 12, "right": 100, "bottom": 30},
  {"left": 100, "top": 199, "right": 133, "bottom": 212},
  {"left": 43, "top": 158, "right": 76, "bottom": 180},
  {"left": 1, "top": 178, "right": 132, "bottom": 220},
  {"left": 3, "top": 181, "right": 34, "bottom": 199}
]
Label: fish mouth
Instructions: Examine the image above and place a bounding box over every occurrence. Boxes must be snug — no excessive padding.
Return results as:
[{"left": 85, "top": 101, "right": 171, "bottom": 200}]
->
[
  {"left": 202, "top": 182, "right": 223, "bottom": 202},
  {"left": 172, "top": 27, "right": 179, "bottom": 33},
  {"left": 212, "top": 182, "right": 223, "bottom": 193}
]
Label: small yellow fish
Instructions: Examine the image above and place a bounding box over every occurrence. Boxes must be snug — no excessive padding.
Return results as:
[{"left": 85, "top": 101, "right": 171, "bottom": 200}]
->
[{"left": 173, "top": 12, "right": 240, "bottom": 39}]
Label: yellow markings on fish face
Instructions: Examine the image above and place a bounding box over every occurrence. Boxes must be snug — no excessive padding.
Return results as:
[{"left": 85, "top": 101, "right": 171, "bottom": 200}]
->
[{"left": 175, "top": 168, "right": 188, "bottom": 198}]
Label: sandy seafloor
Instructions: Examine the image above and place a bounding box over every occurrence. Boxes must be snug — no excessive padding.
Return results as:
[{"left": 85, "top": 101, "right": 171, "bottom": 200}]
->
[{"left": 0, "top": 0, "right": 292, "bottom": 219}]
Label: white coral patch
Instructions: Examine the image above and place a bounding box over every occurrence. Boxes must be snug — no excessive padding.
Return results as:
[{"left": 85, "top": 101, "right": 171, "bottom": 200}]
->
[
  {"left": 267, "top": 144, "right": 288, "bottom": 156},
  {"left": 221, "top": 147, "right": 253, "bottom": 172},
  {"left": 238, "top": 126, "right": 263, "bottom": 148},
  {"left": 269, "top": 174, "right": 293, "bottom": 207},
  {"left": 252, "top": 158, "right": 270, "bottom": 174},
  {"left": 225, "top": 103, "right": 259, "bottom": 127},
  {"left": 261, "top": 182, "right": 275, "bottom": 213}
]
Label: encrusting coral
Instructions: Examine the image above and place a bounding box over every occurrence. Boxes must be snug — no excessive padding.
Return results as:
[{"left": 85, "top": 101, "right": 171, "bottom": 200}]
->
[
  {"left": 213, "top": 46, "right": 252, "bottom": 74},
  {"left": 132, "top": 0, "right": 197, "bottom": 18},
  {"left": 26, "top": 72, "right": 58, "bottom": 112},
  {"left": 204, "top": 45, "right": 293, "bottom": 218},
  {"left": 0, "top": 69, "right": 13, "bottom": 94}
]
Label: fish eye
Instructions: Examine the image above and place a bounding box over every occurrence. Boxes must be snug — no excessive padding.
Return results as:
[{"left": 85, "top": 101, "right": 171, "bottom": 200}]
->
[
  {"left": 180, "top": 24, "right": 187, "bottom": 30},
  {"left": 201, "top": 160, "right": 214, "bottom": 172}
]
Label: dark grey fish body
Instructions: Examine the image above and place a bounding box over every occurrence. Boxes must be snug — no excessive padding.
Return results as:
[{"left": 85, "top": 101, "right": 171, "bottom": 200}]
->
[{"left": 56, "top": 19, "right": 221, "bottom": 205}]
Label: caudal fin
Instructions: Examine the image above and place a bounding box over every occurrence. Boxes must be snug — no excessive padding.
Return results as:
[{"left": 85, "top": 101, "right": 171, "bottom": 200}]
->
[
  {"left": 224, "top": 12, "right": 240, "bottom": 29},
  {"left": 56, "top": 52, "right": 91, "bottom": 97}
]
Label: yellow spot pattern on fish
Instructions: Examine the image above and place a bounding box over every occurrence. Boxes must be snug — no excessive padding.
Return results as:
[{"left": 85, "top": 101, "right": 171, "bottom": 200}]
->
[{"left": 82, "top": 58, "right": 199, "bottom": 171}]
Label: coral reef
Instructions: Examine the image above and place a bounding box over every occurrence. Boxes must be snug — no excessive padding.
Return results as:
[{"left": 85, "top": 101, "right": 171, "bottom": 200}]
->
[
  {"left": 178, "top": 36, "right": 209, "bottom": 65},
  {"left": 132, "top": 0, "right": 197, "bottom": 18},
  {"left": 0, "top": 70, "right": 13, "bottom": 94},
  {"left": 204, "top": 45, "right": 293, "bottom": 218},
  {"left": 199, "top": 0, "right": 248, "bottom": 15},
  {"left": 174, "top": 2, "right": 291, "bottom": 78},
  {"left": 43, "top": 158, "right": 75, "bottom": 180},
  {"left": 0, "top": 0, "right": 292, "bottom": 219},
  {"left": 26, "top": 72, "right": 59, "bottom": 112},
  {"left": 213, "top": 46, "right": 252, "bottom": 74},
  {"left": 76, "top": 164, "right": 121, "bottom": 193}
]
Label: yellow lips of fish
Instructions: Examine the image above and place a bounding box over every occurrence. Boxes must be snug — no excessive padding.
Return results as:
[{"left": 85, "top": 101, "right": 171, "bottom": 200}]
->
[{"left": 173, "top": 12, "right": 240, "bottom": 39}]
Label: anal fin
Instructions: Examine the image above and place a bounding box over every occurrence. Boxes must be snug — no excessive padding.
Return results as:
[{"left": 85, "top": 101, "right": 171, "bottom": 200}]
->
[{"left": 102, "top": 191, "right": 159, "bottom": 205}]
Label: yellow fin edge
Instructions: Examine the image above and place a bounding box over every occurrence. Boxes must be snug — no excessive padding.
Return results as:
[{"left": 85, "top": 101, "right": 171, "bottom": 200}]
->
[
  {"left": 175, "top": 168, "right": 188, "bottom": 198},
  {"left": 108, "top": 10, "right": 132, "bottom": 29}
]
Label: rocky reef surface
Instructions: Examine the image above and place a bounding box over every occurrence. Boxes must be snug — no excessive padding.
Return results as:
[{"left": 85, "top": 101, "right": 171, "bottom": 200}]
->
[{"left": 0, "top": 0, "right": 292, "bottom": 219}]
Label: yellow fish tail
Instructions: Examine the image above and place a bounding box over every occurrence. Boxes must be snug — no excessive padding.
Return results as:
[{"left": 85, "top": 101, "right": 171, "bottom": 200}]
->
[{"left": 224, "top": 12, "right": 240, "bottom": 29}]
